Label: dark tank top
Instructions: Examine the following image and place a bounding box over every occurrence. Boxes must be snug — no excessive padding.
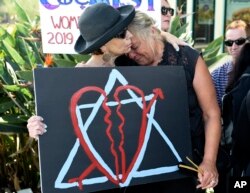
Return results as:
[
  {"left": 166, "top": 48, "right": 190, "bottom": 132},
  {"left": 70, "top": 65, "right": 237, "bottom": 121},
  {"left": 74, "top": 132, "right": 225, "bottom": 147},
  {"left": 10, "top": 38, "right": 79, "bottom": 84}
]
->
[
  {"left": 116, "top": 42, "right": 205, "bottom": 159},
  {"left": 115, "top": 42, "right": 205, "bottom": 193}
]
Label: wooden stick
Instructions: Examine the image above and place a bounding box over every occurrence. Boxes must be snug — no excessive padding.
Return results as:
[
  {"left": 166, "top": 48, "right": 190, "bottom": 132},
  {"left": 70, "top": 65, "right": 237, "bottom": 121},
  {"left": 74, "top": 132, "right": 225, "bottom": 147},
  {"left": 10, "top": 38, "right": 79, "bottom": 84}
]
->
[
  {"left": 185, "top": 157, "right": 214, "bottom": 193},
  {"left": 178, "top": 164, "right": 199, "bottom": 173},
  {"left": 186, "top": 156, "right": 204, "bottom": 174}
]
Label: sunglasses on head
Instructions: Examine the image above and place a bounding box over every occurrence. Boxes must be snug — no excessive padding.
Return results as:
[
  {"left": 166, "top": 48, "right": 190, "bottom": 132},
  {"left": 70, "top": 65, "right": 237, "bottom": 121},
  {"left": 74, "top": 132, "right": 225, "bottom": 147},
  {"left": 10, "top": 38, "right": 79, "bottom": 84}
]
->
[
  {"left": 114, "top": 28, "right": 127, "bottom": 39},
  {"left": 161, "top": 6, "right": 174, "bottom": 16},
  {"left": 224, "top": 38, "right": 247, "bottom": 47}
]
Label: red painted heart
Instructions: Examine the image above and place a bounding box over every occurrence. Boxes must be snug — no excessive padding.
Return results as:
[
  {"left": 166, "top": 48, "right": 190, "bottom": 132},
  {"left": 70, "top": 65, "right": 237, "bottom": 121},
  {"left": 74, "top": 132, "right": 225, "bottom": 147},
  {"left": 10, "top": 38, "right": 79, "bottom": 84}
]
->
[{"left": 69, "top": 85, "right": 164, "bottom": 189}]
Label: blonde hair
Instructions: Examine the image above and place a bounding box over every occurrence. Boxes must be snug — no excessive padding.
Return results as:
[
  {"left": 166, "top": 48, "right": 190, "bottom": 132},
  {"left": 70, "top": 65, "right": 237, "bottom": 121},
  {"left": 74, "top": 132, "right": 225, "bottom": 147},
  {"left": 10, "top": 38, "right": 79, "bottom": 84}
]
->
[
  {"left": 128, "top": 10, "right": 157, "bottom": 39},
  {"left": 162, "top": 0, "right": 170, "bottom": 4},
  {"left": 128, "top": 11, "right": 163, "bottom": 57},
  {"left": 226, "top": 20, "right": 250, "bottom": 37}
]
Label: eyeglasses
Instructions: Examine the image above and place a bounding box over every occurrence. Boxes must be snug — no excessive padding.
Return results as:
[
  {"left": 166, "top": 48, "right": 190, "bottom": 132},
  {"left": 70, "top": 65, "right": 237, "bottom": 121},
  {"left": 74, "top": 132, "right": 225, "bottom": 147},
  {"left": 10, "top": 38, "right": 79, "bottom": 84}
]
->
[
  {"left": 161, "top": 6, "right": 174, "bottom": 16},
  {"left": 224, "top": 38, "right": 247, "bottom": 47},
  {"left": 115, "top": 28, "right": 127, "bottom": 39}
]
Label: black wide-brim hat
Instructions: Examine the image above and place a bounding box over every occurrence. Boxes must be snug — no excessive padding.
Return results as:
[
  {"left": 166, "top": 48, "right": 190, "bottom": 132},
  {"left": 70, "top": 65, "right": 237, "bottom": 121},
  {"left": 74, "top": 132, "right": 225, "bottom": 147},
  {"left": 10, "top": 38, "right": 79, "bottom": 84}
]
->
[{"left": 74, "top": 3, "right": 135, "bottom": 54}]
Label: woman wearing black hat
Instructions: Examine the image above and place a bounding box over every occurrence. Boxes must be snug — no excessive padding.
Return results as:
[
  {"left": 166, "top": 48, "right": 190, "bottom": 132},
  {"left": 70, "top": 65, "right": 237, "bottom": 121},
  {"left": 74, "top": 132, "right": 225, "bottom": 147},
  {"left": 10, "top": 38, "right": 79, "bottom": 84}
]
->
[{"left": 74, "top": 3, "right": 135, "bottom": 67}]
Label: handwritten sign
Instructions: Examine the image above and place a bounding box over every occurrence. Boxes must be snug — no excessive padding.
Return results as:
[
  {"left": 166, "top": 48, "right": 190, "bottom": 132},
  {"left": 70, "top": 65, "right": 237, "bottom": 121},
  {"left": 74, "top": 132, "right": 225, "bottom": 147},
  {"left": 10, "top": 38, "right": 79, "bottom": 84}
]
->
[
  {"left": 34, "top": 66, "right": 192, "bottom": 193},
  {"left": 39, "top": 0, "right": 161, "bottom": 54}
]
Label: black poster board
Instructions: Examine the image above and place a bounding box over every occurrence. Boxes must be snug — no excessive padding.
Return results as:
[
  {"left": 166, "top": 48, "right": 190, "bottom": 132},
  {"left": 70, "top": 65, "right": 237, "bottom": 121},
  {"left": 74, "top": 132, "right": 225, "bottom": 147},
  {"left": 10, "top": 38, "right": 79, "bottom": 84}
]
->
[{"left": 33, "top": 66, "right": 192, "bottom": 193}]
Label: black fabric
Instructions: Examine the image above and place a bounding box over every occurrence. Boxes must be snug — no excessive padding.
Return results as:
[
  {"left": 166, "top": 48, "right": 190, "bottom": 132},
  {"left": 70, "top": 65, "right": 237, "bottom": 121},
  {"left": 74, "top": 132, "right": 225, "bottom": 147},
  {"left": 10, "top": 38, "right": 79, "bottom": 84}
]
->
[
  {"left": 115, "top": 54, "right": 138, "bottom": 66},
  {"left": 232, "top": 93, "right": 250, "bottom": 161},
  {"left": 221, "top": 93, "right": 234, "bottom": 147},
  {"left": 247, "top": 90, "right": 250, "bottom": 120},
  {"left": 116, "top": 43, "right": 204, "bottom": 155},
  {"left": 158, "top": 43, "right": 205, "bottom": 159},
  {"left": 222, "top": 71, "right": 250, "bottom": 144},
  {"left": 115, "top": 43, "right": 201, "bottom": 192},
  {"left": 222, "top": 67, "right": 250, "bottom": 176}
]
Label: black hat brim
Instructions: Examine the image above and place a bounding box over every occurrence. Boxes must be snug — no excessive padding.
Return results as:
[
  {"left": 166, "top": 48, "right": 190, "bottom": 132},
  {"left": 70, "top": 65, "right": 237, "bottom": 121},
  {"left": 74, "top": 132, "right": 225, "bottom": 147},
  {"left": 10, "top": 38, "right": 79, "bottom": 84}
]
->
[{"left": 74, "top": 5, "right": 135, "bottom": 54}]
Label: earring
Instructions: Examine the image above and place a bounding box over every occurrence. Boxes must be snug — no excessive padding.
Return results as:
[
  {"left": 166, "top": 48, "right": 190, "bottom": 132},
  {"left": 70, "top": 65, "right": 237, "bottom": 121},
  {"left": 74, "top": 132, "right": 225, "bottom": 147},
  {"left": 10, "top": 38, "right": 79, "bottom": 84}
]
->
[{"left": 102, "top": 52, "right": 111, "bottom": 62}]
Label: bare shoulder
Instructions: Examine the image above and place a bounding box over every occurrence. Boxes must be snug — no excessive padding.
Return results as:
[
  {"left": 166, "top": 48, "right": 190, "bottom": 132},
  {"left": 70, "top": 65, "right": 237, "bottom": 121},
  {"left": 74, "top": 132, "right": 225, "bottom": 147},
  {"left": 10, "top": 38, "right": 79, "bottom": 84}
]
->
[{"left": 75, "top": 62, "right": 102, "bottom": 68}]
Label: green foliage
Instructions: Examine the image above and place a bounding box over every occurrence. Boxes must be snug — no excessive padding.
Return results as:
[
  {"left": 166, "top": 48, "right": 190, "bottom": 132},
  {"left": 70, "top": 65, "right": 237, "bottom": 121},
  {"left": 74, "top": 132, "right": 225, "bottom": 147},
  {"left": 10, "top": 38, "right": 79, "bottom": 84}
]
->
[
  {"left": 0, "top": 2, "right": 40, "bottom": 191},
  {"left": 0, "top": 0, "right": 86, "bottom": 128},
  {"left": 0, "top": 134, "right": 40, "bottom": 192},
  {"left": 0, "top": 1, "right": 89, "bottom": 191},
  {"left": 201, "top": 36, "right": 227, "bottom": 66},
  {"left": 170, "top": 16, "right": 194, "bottom": 46},
  {"left": 169, "top": 16, "right": 225, "bottom": 67}
]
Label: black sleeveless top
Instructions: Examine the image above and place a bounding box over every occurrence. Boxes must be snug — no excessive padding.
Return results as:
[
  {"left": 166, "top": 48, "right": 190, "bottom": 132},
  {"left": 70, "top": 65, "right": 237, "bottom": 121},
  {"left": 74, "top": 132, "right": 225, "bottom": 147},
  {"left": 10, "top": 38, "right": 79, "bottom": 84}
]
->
[
  {"left": 159, "top": 42, "right": 205, "bottom": 157},
  {"left": 116, "top": 42, "right": 205, "bottom": 155},
  {"left": 115, "top": 42, "right": 205, "bottom": 192}
]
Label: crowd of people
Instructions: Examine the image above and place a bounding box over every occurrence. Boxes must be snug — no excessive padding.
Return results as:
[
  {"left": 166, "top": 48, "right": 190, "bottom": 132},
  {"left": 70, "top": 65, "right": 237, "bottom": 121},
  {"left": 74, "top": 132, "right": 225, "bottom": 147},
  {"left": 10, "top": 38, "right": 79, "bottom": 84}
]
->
[
  {"left": 212, "top": 18, "right": 250, "bottom": 181},
  {"left": 210, "top": 19, "right": 250, "bottom": 193},
  {"left": 27, "top": 1, "right": 250, "bottom": 193}
]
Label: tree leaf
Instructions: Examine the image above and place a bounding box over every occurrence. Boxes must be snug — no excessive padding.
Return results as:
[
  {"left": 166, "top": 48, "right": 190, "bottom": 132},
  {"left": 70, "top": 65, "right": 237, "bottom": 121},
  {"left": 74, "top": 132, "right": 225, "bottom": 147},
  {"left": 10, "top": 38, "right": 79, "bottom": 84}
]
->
[
  {"left": 3, "top": 85, "right": 33, "bottom": 99},
  {"left": 205, "top": 53, "right": 227, "bottom": 66},
  {"left": 0, "top": 96, "right": 16, "bottom": 113},
  {"left": 0, "top": 26, "right": 15, "bottom": 47},
  {"left": 14, "top": 0, "right": 30, "bottom": 24},
  {"left": 15, "top": 70, "right": 33, "bottom": 82},
  {"left": 2, "top": 40, "right": 26, "bottom": 67},
  {"left": 53, "top": 58, "right": 77, "bottom": 67}
]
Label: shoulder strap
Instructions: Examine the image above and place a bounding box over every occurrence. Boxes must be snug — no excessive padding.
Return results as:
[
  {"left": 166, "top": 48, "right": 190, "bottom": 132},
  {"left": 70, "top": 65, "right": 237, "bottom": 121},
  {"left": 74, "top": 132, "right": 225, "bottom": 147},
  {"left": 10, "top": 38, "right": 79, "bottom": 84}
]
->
[
  {"left": 240, "top": 73, "right": 250, "bottom": 80},
  {"left": 227, "top": 73, "right": 250, "bottom": 94},
  {"left": 239, "top": 73, "right": 250, "bottom": 120},
  {"left": 222, "top": 72, "right": 250, "bottom": 120},
  {"left": 246, "top": 89, "right": 250, "bottom": 121}
]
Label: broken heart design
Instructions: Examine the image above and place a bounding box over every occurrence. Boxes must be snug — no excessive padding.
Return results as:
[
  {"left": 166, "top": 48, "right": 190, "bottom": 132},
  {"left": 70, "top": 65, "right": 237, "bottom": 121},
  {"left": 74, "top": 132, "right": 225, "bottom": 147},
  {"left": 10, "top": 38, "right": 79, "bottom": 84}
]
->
[{"left": 68, "top": 85, "right": 164, "bottom": 190}]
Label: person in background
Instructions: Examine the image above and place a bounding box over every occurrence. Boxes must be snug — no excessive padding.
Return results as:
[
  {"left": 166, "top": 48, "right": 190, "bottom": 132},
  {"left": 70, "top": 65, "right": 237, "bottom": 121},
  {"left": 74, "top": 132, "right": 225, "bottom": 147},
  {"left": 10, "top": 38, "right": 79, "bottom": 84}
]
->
[
  {"left": 161, "top": 0, "right": 174, "bottom": 32},
  {"left": 211, "top": 20, "right": 249, "bottom": 193},
  {"left": 115, "top": 10, "right": 221, "bottom": 193},
  {"left": 211, "top": 20, "right": 249, "bottom": 109},
  {"left": 223, "top": 43, "right": 250, "bottom": 177}
]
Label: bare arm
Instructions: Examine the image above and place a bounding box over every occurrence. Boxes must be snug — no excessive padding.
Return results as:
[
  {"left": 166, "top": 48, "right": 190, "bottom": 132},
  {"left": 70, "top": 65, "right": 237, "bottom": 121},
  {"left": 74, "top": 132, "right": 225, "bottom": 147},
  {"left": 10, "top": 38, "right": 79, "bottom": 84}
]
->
[{"left": 193, "top": 56, "right": 221, "bottom": 190}]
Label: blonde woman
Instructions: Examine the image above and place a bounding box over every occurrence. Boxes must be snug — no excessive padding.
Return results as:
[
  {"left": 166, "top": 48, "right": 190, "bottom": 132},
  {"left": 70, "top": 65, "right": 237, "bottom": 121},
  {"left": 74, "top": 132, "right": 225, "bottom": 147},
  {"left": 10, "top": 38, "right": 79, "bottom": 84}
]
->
[
  {"left": 117, "top": 10, "right": 221, "bottom": 192},
  {"left": 161, "top": 0, "right": 174, "bottom": 32}
]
